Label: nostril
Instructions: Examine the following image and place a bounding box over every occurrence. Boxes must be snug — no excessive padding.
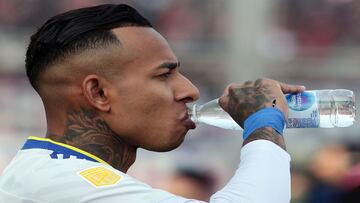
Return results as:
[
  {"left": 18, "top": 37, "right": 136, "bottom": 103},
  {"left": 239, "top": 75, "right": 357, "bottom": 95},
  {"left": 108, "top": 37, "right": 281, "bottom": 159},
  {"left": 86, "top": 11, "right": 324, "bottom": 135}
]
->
[{"left": 182, "top": 97, "right": 197, "bottom": 104}]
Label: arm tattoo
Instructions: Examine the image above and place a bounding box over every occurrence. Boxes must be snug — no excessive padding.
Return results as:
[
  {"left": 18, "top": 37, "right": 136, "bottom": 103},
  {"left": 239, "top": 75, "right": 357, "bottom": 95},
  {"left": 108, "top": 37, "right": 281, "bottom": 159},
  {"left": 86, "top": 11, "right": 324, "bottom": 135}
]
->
[
  {"left": 47, "top": 108, "right": 136, "bottom": 172},
  {"left": 242, "top": 127, "right": 286, "bottom": 151},
  {"left": 228, "top": 86, "right": 273, "bottom": 127},
  {"left": 224, "top": 79, "right": 287, "bottom": 149}
]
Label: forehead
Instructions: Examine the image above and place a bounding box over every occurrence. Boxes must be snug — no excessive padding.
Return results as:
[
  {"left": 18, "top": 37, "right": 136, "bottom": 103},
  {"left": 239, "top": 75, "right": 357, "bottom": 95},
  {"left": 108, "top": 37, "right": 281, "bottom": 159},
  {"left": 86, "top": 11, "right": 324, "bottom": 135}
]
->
[{"left": 111, "top": 27, "right": 177, "bottom": 67}]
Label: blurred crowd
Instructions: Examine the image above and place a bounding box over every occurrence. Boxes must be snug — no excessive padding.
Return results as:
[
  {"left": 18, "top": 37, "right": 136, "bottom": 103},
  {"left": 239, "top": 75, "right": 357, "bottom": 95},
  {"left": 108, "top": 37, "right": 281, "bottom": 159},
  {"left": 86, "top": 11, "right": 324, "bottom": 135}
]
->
[
  {"left": 1, "top": 0, "right": 360, "bottom": 202},
  {"left": 0, "top": 0, "right": 227, "bottom": 47},
  {"left": 291, "top": 143, "right": 360, "bottom": 203},
  {"left": 279, "top": 0, "right": 360, "bottom": 57}
]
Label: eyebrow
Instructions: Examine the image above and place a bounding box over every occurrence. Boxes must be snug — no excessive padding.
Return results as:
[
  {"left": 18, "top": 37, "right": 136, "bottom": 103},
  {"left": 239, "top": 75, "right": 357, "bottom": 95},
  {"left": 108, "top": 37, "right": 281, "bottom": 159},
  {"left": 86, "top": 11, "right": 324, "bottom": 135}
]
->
[{"left": 157, "top": 61, "right": 180, "bottom": 70}]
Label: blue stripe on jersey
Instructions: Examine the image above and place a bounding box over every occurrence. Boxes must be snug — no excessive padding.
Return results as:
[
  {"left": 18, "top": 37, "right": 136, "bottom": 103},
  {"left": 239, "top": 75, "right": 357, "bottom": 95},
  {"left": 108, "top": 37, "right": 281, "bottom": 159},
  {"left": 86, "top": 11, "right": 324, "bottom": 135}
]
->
[{"left": 21, "top": 138, "right": 99, "bottom": 163}]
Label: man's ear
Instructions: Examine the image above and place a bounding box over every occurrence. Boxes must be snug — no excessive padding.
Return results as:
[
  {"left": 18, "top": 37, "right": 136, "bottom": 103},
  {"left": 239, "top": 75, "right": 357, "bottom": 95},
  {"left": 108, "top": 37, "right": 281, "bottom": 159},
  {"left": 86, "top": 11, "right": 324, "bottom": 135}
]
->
[{"left": 82, "top": 75, "right": 111, "bottom": 112}]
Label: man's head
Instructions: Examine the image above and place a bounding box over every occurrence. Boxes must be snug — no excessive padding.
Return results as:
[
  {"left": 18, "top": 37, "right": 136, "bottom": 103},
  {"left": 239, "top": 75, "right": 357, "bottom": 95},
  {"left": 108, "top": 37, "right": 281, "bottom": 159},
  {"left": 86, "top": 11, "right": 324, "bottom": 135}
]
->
[
  {"left": 25, "top": 4, "right": 199, "bottom": 152},
  {"left": 26, "top": 4, "right": 152, "bottom": 91}
]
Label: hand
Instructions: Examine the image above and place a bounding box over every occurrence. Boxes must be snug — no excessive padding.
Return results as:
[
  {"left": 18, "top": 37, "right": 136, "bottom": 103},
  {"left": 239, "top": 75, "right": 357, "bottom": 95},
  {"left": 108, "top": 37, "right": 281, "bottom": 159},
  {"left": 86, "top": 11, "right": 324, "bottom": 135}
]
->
[{"left": 219, "top": 78, "right": 305, "bottom": 128}]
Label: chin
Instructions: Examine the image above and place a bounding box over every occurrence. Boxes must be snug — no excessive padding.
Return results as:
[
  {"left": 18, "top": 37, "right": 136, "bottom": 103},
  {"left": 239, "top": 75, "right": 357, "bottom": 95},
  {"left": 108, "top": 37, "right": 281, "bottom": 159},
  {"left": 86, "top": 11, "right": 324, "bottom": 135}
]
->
[
  {"left": 151, "top": 132, "right": 187, "bottom": 152},
  {"left": 158, "top": 139, "right": 184, "bottom": 152}
]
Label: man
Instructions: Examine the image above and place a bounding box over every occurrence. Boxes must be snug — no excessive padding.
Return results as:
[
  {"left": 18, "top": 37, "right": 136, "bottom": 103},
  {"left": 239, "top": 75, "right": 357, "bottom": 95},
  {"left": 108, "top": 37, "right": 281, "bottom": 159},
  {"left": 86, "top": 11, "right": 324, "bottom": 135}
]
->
[{"left": 0, "top": 4, "right": 305, "bottom": 203}]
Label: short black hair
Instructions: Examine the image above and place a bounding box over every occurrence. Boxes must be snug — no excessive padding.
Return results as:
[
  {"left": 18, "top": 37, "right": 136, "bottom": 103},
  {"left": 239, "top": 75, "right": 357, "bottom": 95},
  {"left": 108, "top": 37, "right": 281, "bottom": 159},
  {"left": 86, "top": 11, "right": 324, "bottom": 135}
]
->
[{"left": 25, "top": 4, "right": 152, "bottom": 91}]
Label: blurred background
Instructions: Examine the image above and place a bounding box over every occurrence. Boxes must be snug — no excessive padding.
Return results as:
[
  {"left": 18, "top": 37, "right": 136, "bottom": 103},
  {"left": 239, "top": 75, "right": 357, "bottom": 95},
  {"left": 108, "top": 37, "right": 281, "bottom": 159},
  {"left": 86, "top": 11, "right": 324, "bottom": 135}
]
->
[{"left": 1, "top": 0, "right": 360, "bottom": 202}]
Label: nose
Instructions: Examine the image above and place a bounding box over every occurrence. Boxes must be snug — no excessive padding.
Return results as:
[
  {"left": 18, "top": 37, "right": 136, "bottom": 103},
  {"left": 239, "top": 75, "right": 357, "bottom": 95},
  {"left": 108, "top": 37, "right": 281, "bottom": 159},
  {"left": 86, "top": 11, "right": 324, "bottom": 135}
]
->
[{"left": 174, "top": 74, "right": 200, "bottom": 103}]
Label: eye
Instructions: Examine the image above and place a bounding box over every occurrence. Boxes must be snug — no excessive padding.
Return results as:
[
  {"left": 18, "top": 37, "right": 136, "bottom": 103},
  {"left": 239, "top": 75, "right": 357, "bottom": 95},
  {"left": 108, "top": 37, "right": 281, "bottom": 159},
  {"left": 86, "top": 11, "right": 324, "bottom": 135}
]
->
[{"left": 159, "top": 72, "right": 171, "bottom": 79}]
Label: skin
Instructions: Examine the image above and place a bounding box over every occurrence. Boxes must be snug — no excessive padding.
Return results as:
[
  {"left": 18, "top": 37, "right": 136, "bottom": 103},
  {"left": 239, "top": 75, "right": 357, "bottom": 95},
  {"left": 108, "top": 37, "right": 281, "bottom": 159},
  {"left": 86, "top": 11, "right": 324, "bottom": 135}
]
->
[
  {"left": 39, "top": 27, "right": 304, "bottom": 172},
  {"left": 219, "top": 78, "right": 305, "bottom": 150},
  {"left": 42, "top": 27, "right": 200, "bottom": 172}
]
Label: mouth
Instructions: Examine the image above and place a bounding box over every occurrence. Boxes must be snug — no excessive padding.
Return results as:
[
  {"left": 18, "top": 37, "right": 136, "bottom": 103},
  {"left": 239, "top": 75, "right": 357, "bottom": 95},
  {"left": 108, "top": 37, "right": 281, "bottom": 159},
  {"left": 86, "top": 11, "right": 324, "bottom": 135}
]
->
[{"left": 180, "top": 112, "right": 196, "bottom": 129}]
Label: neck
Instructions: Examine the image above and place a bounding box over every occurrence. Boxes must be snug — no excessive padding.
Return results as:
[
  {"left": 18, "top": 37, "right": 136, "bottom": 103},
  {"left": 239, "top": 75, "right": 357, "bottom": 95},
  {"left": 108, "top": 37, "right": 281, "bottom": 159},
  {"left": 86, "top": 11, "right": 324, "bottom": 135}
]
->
[{"left": 46, "top": 107, "right": 137, "bottom": 173}]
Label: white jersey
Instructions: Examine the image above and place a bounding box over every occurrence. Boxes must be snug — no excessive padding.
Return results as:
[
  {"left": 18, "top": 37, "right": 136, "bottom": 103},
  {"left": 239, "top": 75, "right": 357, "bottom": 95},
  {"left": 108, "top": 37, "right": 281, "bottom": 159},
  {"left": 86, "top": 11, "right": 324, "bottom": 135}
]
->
[{"left": 0, "top": 136, "right": 291, "bottom": 203}]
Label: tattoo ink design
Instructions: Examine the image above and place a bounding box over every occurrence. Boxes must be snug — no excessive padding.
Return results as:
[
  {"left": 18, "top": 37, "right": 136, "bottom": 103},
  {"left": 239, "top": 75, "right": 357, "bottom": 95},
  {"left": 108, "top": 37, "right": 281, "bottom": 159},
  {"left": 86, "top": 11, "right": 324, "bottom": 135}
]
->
[
  {"left": 47, "top": 108, "right": 136, "bottom": 172},
  {"left": 226, "top": 79, "right": 286, "bottom": 149},
  {"left": 272, "top": 99, "right": 276, "bottom": 107},
  {"left": 227, "top": 79, "right": 274, "bottom": 128},
  {"left": 243, "top": 127, "right": 286, "bottom": 150}
]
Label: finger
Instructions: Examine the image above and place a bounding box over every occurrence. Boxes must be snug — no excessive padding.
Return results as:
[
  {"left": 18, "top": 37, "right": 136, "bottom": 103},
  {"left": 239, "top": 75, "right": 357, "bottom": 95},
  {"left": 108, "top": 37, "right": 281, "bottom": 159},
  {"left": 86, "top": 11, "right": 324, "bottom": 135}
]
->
[
  {"left": 218, "top": 95, "right": 229, "bottom": 111},
  {"left": 222, "top": 83, "right": 236, "bottom": 96},
  {"left": 222, "top": 83, "right": 247, "bottom": 96},
  {"left": 279, "top": 82, "right": 306, "bottom": 94}
]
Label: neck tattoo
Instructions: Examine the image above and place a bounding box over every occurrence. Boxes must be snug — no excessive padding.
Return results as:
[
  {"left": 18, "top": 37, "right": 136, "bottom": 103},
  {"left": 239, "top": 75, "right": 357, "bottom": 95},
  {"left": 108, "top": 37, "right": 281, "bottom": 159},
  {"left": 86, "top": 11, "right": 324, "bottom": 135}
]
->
[{"left": 46, "top": 108, "right": 137, "bottom": 172}]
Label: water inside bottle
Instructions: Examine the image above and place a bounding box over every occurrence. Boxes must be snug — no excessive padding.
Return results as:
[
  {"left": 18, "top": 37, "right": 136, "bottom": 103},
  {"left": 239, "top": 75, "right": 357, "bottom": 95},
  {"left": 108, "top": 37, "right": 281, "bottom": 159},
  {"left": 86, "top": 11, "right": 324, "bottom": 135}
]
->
[
  {"left": 318, "top": 89, "right": 356, "bottom": 127},
  {"left": 189, "top": 99, "right": 242, "bottom": 130},
  {"left": 195, "top": 112, "right": 242, "bottom": 130}
]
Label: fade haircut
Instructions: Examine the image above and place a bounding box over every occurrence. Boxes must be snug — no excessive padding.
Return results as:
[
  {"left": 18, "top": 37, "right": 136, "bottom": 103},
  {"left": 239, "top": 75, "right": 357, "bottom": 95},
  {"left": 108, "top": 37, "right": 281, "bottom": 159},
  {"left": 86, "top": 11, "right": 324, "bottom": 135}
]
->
[{"left": 25, "top": 4, "right": 152, "bottom": 91}]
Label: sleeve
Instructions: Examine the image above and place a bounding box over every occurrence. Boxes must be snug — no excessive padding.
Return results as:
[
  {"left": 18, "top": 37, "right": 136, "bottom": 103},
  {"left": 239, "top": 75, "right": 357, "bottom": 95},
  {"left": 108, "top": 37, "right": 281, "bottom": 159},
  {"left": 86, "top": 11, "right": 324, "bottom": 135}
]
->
[
  {"left": 209, "top": 140, "right": 291, "bottom": 203},
  {"left": 83, "top": 140, "right": 291, "bottom": 203},
  {"left": 153, "top": 140, "right": 291, "bottom": 203}
]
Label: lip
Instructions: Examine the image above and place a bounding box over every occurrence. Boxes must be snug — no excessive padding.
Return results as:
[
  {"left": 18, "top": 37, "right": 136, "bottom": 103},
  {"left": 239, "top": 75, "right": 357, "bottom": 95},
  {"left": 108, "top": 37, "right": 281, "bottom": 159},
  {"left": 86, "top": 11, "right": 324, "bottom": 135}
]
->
[{"left": 180, "top": 113, "right": 196, "bottom": 129}]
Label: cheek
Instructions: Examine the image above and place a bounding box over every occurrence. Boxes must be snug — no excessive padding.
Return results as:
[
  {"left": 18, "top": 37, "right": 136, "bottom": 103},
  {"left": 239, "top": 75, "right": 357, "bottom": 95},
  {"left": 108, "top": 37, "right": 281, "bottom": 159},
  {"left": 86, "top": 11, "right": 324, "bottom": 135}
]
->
[
  {"left": 113, "top": 82, "right": 175, "bottom": 130},
  {"left": 111, "top": 96, "right": 185, "bottom": 151},
  {"left": 127, "top": 82, "right": 174, "bottom": 115}
]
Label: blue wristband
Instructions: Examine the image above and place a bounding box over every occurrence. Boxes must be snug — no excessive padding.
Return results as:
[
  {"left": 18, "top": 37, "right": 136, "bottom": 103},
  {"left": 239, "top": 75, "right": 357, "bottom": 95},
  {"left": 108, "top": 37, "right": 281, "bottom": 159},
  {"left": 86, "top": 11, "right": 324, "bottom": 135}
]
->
[{"left": 243, "top": 107, "right": 286, "bottom": 140}]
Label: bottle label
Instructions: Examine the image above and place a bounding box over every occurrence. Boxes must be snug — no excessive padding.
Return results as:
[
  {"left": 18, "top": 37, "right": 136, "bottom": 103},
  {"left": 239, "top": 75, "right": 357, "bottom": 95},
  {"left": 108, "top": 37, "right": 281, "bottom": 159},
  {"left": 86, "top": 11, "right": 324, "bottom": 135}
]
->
[{"left": 286, "top": 91, "right": 320, "bottom": 128}]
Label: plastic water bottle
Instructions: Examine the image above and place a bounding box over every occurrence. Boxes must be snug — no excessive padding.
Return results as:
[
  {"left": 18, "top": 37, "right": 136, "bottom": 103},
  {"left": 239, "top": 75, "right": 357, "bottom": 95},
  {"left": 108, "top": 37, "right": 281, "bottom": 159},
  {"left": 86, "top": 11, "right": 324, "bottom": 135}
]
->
[{"left": 189, "top": 89, "right": 355, "bottom": 130}]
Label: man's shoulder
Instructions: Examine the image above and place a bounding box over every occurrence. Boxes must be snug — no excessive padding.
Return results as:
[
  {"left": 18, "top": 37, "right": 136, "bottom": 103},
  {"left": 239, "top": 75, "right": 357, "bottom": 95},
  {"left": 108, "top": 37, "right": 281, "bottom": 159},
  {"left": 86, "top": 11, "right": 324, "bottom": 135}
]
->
[
  {"left": 0, "top": 149, "right": 126, "bottom": 188},
  {"left": 0, "top": 149, "right": 175, "bottom": 202}
]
